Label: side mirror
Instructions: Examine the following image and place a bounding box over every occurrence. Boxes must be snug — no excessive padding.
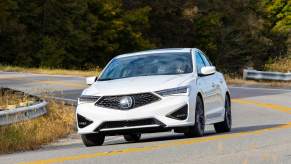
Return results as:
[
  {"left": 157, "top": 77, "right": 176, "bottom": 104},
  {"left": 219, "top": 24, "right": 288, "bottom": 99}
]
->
[
  {"left": 200, "top": 66, "right": 216, "bottom": 76},
  {"left": 86, "top": 76, "right": 97, "bottom": 85}
]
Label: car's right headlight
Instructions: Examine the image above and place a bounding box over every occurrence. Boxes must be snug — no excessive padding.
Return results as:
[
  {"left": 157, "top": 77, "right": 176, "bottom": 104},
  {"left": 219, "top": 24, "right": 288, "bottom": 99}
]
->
[
  {"left": 78, "top": 95, "right": 100, "bottom": 104},
  {"left": 155, "top": 86, "right": 189, "bottom": 96}
]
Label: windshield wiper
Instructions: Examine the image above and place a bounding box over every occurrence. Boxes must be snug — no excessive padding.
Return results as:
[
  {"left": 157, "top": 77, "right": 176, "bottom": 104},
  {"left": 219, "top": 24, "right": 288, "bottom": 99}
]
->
[{"left": 97, "top": 78, "right": 115, "bottom": 81}]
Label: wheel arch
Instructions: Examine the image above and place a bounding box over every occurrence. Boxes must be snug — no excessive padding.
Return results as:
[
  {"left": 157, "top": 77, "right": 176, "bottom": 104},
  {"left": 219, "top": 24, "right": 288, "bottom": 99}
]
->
[
  {"left": 196, "top": 92, "right": 204, "bottom": 109},
  {"left": 225, "top": 91, "right": 231, "bottom": 106}
]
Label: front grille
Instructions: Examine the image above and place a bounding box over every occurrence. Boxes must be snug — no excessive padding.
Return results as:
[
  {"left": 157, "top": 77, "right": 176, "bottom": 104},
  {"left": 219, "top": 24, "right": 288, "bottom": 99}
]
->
[
  {"left": 95, "top": 93, "right": 160, "bottom": 110},
  {"left": 96, "top": 118, "right": 164, "bottom": 131}
]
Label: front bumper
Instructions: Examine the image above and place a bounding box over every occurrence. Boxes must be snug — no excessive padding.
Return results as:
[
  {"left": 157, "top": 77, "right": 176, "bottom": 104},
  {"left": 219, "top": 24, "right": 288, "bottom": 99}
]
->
[{"left": 76, "top": 95, "right": 194, "bottom": 135}]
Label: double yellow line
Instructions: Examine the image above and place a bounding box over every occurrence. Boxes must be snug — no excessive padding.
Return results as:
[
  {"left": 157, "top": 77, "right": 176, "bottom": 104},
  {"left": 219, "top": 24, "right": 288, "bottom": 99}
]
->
[{"left": 20, "top": 99, "right": 291, "bottom": 164}]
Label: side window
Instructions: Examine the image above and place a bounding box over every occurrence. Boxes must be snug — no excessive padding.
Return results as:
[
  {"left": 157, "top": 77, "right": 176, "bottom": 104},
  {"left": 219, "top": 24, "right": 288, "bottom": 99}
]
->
[
  {"left": 199, "top": 52, "right": 212, "bottom": 66},
  {"left": 195, "top": 53, "right": 206, "bottom": 74}
]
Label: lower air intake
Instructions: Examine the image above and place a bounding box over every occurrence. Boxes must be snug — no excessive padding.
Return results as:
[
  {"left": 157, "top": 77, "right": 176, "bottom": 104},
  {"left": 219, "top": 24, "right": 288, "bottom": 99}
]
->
[
  {"left": 77, "top": 114, "right": 93, "bottom": 128},
  {"left": 95, "top": 118, "right": 164, "bottom": 131},
  {"left": 167, "top": 104, "right": 188, "bottom": 120}
]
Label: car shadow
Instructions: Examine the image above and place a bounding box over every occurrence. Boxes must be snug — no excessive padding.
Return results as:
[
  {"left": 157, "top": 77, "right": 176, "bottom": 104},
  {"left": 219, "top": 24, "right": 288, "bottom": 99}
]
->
[
  {"left": 40, "top": 123, "right": 284, "bottom": 152},
  {"left": 105, "top": 123, "right": 284, "bottom": 146}
]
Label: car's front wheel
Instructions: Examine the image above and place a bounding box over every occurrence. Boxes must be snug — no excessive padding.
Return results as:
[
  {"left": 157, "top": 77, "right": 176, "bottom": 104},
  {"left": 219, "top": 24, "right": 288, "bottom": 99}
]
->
[
  {"left": 184, "top": 96, "right": 205, "bottom": 137},
  {"left": 214, "top": 95, "right": 232, "bottom": 133},
  {"left": 81, "top": 133, "right": 105, "bottom": 147},
  {"left": 124, "top": 134, "right": 141, "bottom": 142}
]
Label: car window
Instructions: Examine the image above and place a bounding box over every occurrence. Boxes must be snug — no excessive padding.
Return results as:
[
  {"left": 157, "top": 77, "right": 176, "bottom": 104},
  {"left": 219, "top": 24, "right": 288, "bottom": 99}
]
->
[
  {"left": 195, "top": 53, "right": 206, "bottom": 74},
  {"left": 98, "top": 52, "right": 193, "bottom": 81},
  {"left": 198, "top": 52, "right": 212, "bottom": 66}
]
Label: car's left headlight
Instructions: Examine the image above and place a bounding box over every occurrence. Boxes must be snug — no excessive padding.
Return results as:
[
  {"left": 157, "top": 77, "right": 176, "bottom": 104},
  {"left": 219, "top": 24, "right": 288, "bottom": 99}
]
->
[
  {"left": 78, "top": 95, "right": 100, "bottom": 104},
  {"left": 155, "top": 86, "right": 189, "bottom": 96}
]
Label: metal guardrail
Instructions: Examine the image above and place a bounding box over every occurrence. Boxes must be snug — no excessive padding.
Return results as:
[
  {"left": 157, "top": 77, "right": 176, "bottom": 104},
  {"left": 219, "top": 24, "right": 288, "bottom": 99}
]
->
[
  {"left": 0, "top": 88, "right": 48, "bottom": 126},
  {"left": 0, "top": 101, "right": 48, "bottom": 126},
  {"left": 243, "top": 69, "right": 291, "bottom": 81}
]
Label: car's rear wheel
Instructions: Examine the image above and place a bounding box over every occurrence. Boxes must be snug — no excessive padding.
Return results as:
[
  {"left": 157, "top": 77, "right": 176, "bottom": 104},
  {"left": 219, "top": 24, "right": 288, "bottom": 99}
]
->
[
  {"left": 214, "top": 95, "right": 232, "bottom": 133},
  {"left": 124, "top": 133, "right": 141, "bottom": 142},
  {"left": 81, "top": 133, "right": 105, "bottom": 147},
  {"left": 184, "top": 96, "right": 205, "bottom": 137}
]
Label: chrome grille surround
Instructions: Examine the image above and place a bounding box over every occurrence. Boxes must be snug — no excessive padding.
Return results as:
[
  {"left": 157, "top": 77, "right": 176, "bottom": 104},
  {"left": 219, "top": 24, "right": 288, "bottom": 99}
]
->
[{"left": 95, "top": 93, "right": 160, "bottom": 110}]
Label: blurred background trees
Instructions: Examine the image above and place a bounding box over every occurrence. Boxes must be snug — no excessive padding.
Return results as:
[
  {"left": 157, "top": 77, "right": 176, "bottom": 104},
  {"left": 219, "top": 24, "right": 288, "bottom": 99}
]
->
[{"left": 0, "top": 0, "right": 290, "bottom": 72}]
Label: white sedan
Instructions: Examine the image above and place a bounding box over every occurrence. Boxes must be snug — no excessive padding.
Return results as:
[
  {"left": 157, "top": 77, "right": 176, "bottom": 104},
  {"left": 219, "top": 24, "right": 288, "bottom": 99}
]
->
[{"left": 77, "top": 48, "right": 231, "bottom": 146}]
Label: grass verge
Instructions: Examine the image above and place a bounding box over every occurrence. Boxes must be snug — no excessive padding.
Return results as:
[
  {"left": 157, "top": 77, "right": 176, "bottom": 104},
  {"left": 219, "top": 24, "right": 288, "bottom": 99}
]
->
[
  {"left": 225, "top": 75, "right": 291, "bottom": 89},
  {"left": 0, "top": 100, "right": 75, "bottom": 154},
  {"left": 264, "top": 57, "right": 291, "bottom": 72},
  {"left": 0, "top": 88, "right": 38, "bottom": 110},
  {"left": 0, "top": 65, "right": 100, "bottom": 77}
]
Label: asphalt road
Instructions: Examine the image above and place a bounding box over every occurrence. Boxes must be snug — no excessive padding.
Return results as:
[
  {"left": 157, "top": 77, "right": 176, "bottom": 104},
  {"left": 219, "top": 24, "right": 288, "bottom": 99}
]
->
[{"left": 1, "top": 71, "right": 291, "bottom": 164}]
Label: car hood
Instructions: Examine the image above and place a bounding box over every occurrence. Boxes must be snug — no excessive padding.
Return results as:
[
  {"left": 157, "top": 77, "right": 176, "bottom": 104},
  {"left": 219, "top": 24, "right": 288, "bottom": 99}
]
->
[{"left": 82, "top": 74, "right": 195, "bottom": 96}]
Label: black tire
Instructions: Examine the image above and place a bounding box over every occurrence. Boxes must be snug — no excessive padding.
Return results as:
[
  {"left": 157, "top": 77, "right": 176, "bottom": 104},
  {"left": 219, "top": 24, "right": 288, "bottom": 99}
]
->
[
  {"left": 124, "top": 133, "right": 141, "bottom": 142},
  {"left": 81, "top": 133, "right": 105, "bottom": 147},
  {"left": 214, "top": 95, "right": 232, "bottom": 133},
  {"left": 184, "top": 96, "right": 205, "bottom": 137}
]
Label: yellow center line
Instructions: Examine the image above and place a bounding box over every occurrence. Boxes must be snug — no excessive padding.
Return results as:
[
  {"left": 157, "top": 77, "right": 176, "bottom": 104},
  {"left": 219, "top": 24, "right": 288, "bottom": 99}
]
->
[
  {"left": 232, "top": 99, "right": 291, "bottom": 114},
  {"left": 19, "top": 122, "right": 291, "bottom": 164},
  {"left": 19, "top": 99, "right": 291, "bottom": 164}
]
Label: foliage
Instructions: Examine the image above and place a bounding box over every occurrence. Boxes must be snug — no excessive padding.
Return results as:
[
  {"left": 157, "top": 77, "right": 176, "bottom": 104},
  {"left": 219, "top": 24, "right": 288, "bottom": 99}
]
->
[
  {"left": 0, "top": 0, "right": 153, "bottom": 68},
  {"left": 265, "top": 56, "right": 291, "bottom": 72},
  {"left": 260, "top": 0, "right": 290, "bottom": 59},
  {"left": 125, "top": 0, "right": 289, "bottom": 72},
  {"left": 0, "top": 65, "right": 100, "bottom": 76},
  {"left": 0, "top": 0, "right": 290, "bottom": 72}
]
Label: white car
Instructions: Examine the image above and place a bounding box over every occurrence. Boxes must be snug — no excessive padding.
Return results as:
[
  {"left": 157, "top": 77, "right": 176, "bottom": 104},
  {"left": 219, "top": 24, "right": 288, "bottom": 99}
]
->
[{"left": 77, "top": 48, "right": 231, "bottom": 146}]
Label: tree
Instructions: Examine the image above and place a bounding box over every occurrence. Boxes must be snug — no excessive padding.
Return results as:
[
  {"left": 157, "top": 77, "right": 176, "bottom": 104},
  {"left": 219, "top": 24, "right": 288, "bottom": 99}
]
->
[
  {"left": 191, "top": 0, "right": 274, "bottom": 71},
  {"left": 0, "top": 0, "right": 31, "bottom": 66},
  {"left": 124, "top": 0, "right": 289, "bottom": 72},
  {"left": 260, "top": 0, "right": 290, "bottom": 57},
  {"left": 0, "top": 0, "right": 289, "bottom": 72},
  {"left": 0, "top": 0, "right": 153, "bottom": 68}
]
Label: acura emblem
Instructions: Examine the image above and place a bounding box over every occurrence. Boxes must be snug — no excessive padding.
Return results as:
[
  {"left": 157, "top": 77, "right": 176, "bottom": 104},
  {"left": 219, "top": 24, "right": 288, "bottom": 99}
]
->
[{"left": 119, "top": 96, "right": 134, "bottom": 109}]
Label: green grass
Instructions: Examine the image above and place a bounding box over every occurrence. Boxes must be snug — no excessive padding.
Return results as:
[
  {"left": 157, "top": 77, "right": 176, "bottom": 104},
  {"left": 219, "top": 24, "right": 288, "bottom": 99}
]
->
[{"left": 225, "top": 74, "right": 291, "bottom": 88}]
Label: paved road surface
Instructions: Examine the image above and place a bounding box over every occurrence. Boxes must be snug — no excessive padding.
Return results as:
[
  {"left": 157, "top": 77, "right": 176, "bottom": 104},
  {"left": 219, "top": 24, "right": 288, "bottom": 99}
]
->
[
  {"left": 1, "top": 71, "right": 291, "bottom": 164},
  {"left": 0, "top": 71, "right": 85, "bottom": 101}
]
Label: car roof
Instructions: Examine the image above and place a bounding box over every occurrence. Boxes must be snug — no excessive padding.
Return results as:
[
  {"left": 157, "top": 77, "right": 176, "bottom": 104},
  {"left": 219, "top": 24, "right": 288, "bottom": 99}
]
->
[{"left": 115, "top": 48, "right": 198, "bottom": 59}]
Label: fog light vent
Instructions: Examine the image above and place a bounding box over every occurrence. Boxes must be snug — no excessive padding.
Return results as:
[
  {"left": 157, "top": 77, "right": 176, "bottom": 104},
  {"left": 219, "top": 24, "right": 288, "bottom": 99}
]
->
[
  {"left": 77, "top": 114, "right": 93, "bottom": 128},
  {"left": 167, "top": 105, "right": 188, "bottom": 120}
]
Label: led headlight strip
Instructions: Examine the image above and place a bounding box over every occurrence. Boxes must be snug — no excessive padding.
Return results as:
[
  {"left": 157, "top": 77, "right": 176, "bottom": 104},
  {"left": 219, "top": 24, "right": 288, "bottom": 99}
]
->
[
  {"left": 155, "top": 86, "right": 189, "bottom": 96},
  {"left": 78, "top": 95, "right": 100, "bottom": 103}
]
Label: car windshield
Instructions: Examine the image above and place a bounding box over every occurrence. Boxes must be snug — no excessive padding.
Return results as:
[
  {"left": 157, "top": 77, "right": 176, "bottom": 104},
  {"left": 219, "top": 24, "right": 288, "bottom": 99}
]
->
[{"left": 98, "top": 52, "right": 193, "bottom": 81}]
